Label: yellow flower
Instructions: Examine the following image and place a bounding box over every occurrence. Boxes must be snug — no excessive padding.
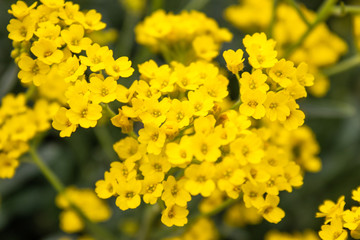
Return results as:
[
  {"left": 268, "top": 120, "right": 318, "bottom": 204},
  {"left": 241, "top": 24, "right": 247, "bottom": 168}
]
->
[
  {"left": 31, "top": 39, "right": 64, "bottom": 65},
  {"left": 281, "top": 101, "right": 305, "bottom": 130},
  {"left": 17, "top": 55, "right": 50, "bottom": 86},
  {"left": 8, "top": 1, "right": 37, "bottom": 19},
  {"left": 56, "top": 187, "right": 111, "bottom": 233},
  {"left": 230, "top": 133, "right": 264, "bottom": 165},
  {"left": 113, "top": 137, "right": 143, "bottom": 162},
  {"left": 80, "top": 43, "right": 113, "bottom": 72},
  {"left": 165, "top": 136, "right": 193, "bottom": 165},
  {"left": 115, "top": 179, "right": 142, "bottom": 210},
  {"left": 264, "top": 91, "right": 290, "bottom": 121},
  {"left": 316, "top": 196, "right": 345, "bottom": 224},
  {"left": 75, "top": 9, "right": 106, "bottom": 31},
  {"left": 35, "top": 22, "right": 63, "bottom": 47},
  {"left": 58, "top": 2, "right": 80, "bottom": 25},
  {"left": 192, "top": 35, "right": 219, "bottom": 61},
  {"left": 191, "top": 133, "right": 221, "bottom": 162},
  {"left": 105, "top": 56, "right": 134, "bottom": 78},
  {"left": 188, "top": 90, "right": 214, "bottom": 117},
  {"left": 40, "top": 0, "right": 65, "bottom": 9},
  {"left": 343, "top": 208, "right": 360, "bottom": 231},
  {"left": 259, "top": 195, "right": 285, "bottom": 224},
  {"left": 242, "top": 181, "right": 266, "bottom": 209},
  {"left": 185, "top": 162, "right": 216, "bottom": 197},
  {"left": 58, "top": 56, "right": 87, "bottom": 83},
  {"left": 162, "top": 176, "right": 191, "bottom": 207},
  {"left": 166, "top": 99, "right": 194, "bottom": 129},
  {"left": 52, "top": 107, "right": 78, "bottom": 137},
  {"left": 139, "top": 98, "right": 171, "bottom": 127},
  {"left": 239, "top": 89, "right": 267, "bottom": 119},
  {"left": 161, "top": 204, "right": 189, "bottom": 227},
  {"left": 239, "top": 70, "right": 269, "bottom": 94},
  {"left": 95, "top": 171, "right": 117, "bottom": 199},
  {"left": 67, "top": 95, "right": 102, "bottom": 128},
  {"left": 268, "top": 59, "right": 296, "bottom": 88},
  {"left": 111, "top": 109, "right": 134, "bottom": 134},
  {"left": 352, "top": 187, "right": 360, "bottom": 203},
  {"left": 319, "top": 217, "right": 348, "bottom": 240},
  {"left": 89, "top": 76, "right": 117, "bottom": 104},
  {"left": 223, "top": 49, "right": 244, "bottom": 74},
  {"left": 139, "top": 154, "right": 171, "bottom": 181},
  {"left": 61, "top": 24, "right": 92, "bottom": 53},
  {"left": 7, "top": 16, "right": 36, "bottom": 42},
  {"left": 138, "top": 124, "right": 167, "bottom": 155},
  {"left": 141, "top": 175, "right": 164, "bottom": 204},
  {"left": 0, "top": 154, "right": 19, "bottom": 179},
  {"left": 243, "top": 32, "right": 277, "bottom": 69},
  {"left": 295, "top": 62, "right": 314, "bottom": 87}
]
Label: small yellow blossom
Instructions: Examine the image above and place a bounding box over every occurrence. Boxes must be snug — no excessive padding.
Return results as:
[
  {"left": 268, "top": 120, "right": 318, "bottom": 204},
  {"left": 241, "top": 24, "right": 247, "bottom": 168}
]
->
[{"left": 223, "top": 49, "right": 244, "bottom": 74}]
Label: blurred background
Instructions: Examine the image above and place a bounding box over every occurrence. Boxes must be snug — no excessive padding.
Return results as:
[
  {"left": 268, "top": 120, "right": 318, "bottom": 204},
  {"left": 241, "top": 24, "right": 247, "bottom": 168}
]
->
[{"left": 1, "top": 0, "right": 360, "bottom": 239}]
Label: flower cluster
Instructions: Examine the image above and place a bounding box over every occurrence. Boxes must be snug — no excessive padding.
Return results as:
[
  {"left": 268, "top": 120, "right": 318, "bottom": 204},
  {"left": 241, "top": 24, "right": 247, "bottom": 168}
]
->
[
  {"left": 316, "top": 186, "right": 360, "bottom": 240},
  {"left": 0, "top": 94, "right": 58, "bottom": 178},
  {"left": 95, "top": 32, "right": 320, "bottom": 227},
  {"left": 56, "top": 187, "right": 111, "bottom": 233},
  {"left": 7, "top": 0, "right": 134, "bottom": 139},
  {"left": 224, "top": 0, "right": 347, "bottom": 97},
  {"left": 135, "top": 10, "right": 233, "bottom": 63}
]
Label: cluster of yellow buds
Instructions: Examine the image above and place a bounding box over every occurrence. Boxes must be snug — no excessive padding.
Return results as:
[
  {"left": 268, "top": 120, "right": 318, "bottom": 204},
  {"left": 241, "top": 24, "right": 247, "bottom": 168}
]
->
[
  {"left": 0, "top": 94, "right": 58, "bottom": 178},
  {"left": 224, "top": 0, "right": 347, "bottom": 97},
  {"left": 95, "top": 29, "right": 320, "bottom": 227},
  {"left": 56, "top": 187, "right": 111, "bottom": 233},
  {"left": 135, "top": 10, "right": 233, "bottom": 63},
  {"left": 316, "top": 186, "right": 360, "bottom": 240}
]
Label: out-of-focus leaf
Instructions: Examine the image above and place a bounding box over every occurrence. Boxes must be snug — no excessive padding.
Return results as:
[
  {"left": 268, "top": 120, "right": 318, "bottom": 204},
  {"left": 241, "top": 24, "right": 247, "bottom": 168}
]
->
[
  {"left": 301, "top": 99, "right": 356, "bottom": 118},
  {"left": 0, "top": 64, "right": 17, "bottom": 98}
]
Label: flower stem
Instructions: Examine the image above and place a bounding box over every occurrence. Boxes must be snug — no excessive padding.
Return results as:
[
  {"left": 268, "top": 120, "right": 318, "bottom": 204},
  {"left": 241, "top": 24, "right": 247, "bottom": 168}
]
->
[
  {"left": 322, "top": 54, "right": 360, "bottom": 77},
  {"left": 29, "top": 145, "right": 117, "bottom": 240},
  {"left": 230, "top": 99, "right": 241, "bottom": 110},
  {"left": 286, "top": 0, "right": 311, "bottom": 26},
  {"left": 93, "top": 125, "right": 117, "bottom": 162},
  {"left": 332, "top": 4, "right": 360, "bottom": 16},
  {"left": 283, "top": 0, "right": 337, "bottom": 59},
  {"left": 267, "top": 0, "right": 279, "bottom": 38},
  {"left": 29, "top": 146, "right": 64, "bottom": 193},
  {"left": 101, "top": 103, "right": 116, "bottom": 118}
]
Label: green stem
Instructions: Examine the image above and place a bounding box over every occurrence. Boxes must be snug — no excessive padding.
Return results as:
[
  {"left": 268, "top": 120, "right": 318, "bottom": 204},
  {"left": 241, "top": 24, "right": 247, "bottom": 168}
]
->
[
  {"left": 322, "top": 54, "right": 360, "bottom": 76},
  {"left": 283, "top": 0, "right": 338, "bottom": 59},
  {"left": 286, "top": 0, "right": 311, "bottom": 27},
  {"left": 267, "top": 0, "right": 279, "bottom": 38},
  {"left": 137, "top": 204, "right": 161, "bottom": 240},
  {"left": 230, "top": 99, "right": 241, "bottom": 110},
  {"left": 29, "top": 146, "right": 117, "bottom": 240},
  {"left": 101, "top": 103, "right": 116, "bottom": 118},
  {"left": 25, "top": 84, "right": 36, "bottom": 101},
  {"left": 29, "top": 146, "right": 64, "bottom": 193},
  {"left": 93, "top": 125, "right": 117, "bottom": 162},
  {"left": 114, "top": 11, "right": 140, "bottom": 58},
  {"left": 332, "top": 4, "right": 360, "bottom": 16},
  {"left": 129, "top": 130, "right": 138, "bottom": 139}
]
